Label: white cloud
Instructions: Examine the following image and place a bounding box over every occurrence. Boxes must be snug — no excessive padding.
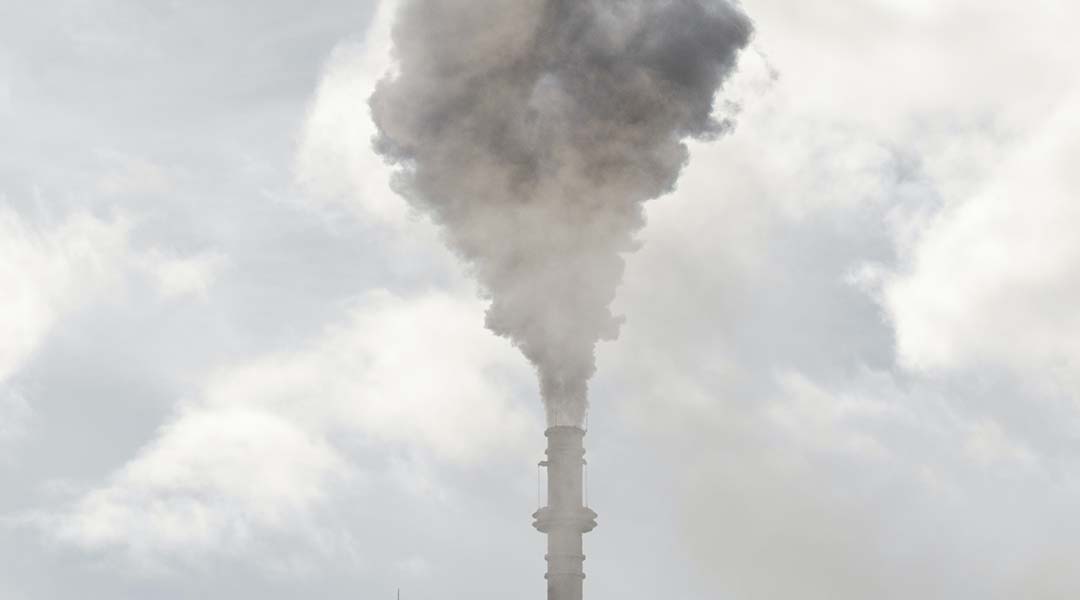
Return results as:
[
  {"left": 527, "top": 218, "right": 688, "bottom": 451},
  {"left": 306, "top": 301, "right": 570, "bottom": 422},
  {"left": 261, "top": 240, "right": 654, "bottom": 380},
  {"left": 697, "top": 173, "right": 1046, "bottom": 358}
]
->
[
  {"left": 767, "top": 371, "right": 901, "bottom": 462},
  {"left": 20, "top": 1, "right": 535, "bottom": 575},
  {"left": 94, "top": 150, "right": 177, "bottom": 198},
  {"left": 293, "top": 0, "right": 461, "bottom": 285},
  {"left": 596, "top": 2, "right": 1080, "bottom": 597},
  {"left": 962, "top": 418, "right": 1039, "bottom": 470},
  {"left": 660, "top": 366, "right": 1073, "bottom": 600},
  {"left": 47, "top": 407, "right": 351, "bottom": 571},
  {"left": 139, "top": 249, "right": 229, "bottom": 301},
  {"left": 883, "top": 96, "right": 1080, "bottom": 384},
  {"left": 0, "top": 206, "right": 130, "bottom": 383},
  {"left": 36, "top": 288, "right": 535, "bottom": 570},
  {"left": 201, "top": 289, "right": 535, "bottom": 464},
  {"left": 294, "top": 0, "right": 407, "bottom": 227},
  {"left": 0, "top": 205, "right": 230, "bottom": 383},
  {"left": 0, "top": 202, "right": 229, "bottom": 464}
]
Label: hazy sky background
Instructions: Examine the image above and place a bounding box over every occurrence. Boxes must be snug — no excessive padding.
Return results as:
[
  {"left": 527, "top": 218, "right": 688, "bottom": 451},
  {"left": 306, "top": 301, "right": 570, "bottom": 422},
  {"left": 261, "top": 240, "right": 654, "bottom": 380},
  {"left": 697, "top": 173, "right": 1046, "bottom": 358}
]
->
[{"left": 3, "top": 1, "right": 1080, "bottom": 599}]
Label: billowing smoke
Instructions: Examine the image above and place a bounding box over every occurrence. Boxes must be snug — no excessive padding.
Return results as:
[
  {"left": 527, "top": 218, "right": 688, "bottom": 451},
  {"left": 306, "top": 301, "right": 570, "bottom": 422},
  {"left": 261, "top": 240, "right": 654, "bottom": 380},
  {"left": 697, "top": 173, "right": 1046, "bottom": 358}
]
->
[{"left": 371, "top": 0, "right": 753, "bottom": 426}]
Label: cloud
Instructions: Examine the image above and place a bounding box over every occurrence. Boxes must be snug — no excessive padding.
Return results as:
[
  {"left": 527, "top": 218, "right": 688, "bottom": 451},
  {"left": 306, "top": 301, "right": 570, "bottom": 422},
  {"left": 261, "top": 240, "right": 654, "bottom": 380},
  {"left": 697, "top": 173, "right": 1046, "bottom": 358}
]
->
[
  {"left": 766, "top": 370, "right": 901, "bottom": 462},
  {"left": 883, "top": 96, "right": 1080, "bottom": 385},
  {"left": 293, "top": 0, "right": 461, "bottom": 286},
  {"left": 962, "top": 418, "right": 1039, "bottom": 470},
  {"left": 200, "top": 289, "right": 535, "bottom": 464},
  {"left": 33, "top": 289, "right": 535, "bottom": 572},
  {"left": 294, "top": 0, "right": 406, "bottom": 227},
  {"left": 663, "top": 367, "right": 1077, "bottom": 600},
  {"left": 6, "top": 0, "right": 1080, "bottom": 597},
  {"left": 0, "top": 388, "right": 31, "bottom": 451},
  {"left": 94, "top": 151, "right": 178, "bottom": 198},
  {"left": 0, "top": 76, "right": 11, "bottom": 117},
  {"left": 591, "top": 2, "right": 1080, "bottom": 597},
  {"left": 16, "top": 2, "right": 535, "bottom": 577},
  {"left": 0, "top": 206, "right": 130, "bottom": 383},
  {"left": 139, "top": 249, "right": 230, "bottom": 301},
  {"left": 45, "top": 406, "right": 352, "bottom": 574},
  {"left": 0, "top": 204, "right": 233, "bottom": 383},
  {"left": 0, "top": 201, "right": 231, "bottom": 468}
]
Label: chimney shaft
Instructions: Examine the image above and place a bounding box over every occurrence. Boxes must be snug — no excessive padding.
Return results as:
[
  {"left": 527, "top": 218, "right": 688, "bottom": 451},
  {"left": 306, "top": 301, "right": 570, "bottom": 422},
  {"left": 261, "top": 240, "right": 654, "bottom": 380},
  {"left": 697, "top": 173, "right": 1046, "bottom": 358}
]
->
[{"left": 533, "top": 426, "right": 597, "bottom": 600}]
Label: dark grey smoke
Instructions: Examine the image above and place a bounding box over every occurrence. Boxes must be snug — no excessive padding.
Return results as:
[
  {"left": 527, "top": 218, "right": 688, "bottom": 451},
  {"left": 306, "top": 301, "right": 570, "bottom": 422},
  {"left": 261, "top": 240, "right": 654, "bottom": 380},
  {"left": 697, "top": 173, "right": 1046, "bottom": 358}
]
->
[{"left": 371, "top": 0, "right": 753, "bottom": 426}]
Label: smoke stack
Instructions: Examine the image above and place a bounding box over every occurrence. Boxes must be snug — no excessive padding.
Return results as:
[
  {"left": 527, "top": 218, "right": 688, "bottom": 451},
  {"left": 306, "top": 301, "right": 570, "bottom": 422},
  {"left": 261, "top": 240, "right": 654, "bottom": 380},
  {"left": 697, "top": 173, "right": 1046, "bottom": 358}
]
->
[
  {"left": 533, "top": 426, "right": 597, "bottom": 600},
  {"left": 370, "top": 1, "right": 752, "bottom": 596}
]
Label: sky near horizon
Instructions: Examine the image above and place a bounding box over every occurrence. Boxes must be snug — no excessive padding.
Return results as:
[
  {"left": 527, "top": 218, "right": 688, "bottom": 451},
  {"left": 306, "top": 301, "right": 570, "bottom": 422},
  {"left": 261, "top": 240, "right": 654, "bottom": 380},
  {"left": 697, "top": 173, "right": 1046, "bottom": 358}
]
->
[{"left": 3, "top": 1, "right": 1080, "bottom": 598}]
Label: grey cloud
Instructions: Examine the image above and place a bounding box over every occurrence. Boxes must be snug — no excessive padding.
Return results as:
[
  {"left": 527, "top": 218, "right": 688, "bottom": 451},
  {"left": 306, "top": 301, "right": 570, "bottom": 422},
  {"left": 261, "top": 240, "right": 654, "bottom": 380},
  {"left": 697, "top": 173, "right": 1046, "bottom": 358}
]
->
[{"left": 370, "top": 0, "right": 752, "bottom": 425}]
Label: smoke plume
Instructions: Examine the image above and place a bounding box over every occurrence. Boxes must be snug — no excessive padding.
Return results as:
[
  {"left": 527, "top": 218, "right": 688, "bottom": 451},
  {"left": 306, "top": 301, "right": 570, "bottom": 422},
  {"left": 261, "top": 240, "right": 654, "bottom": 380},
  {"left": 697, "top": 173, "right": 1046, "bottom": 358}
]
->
[{"left": 371, "top": 0, "right": 753, "bottom": 426}]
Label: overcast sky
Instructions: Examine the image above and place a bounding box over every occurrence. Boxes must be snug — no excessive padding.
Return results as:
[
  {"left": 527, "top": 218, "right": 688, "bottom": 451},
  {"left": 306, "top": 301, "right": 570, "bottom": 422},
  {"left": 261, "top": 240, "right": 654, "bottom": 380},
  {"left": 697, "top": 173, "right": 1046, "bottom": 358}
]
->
[{"left": 3, "top": 1, "right": 1080, "bottom": 598}]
